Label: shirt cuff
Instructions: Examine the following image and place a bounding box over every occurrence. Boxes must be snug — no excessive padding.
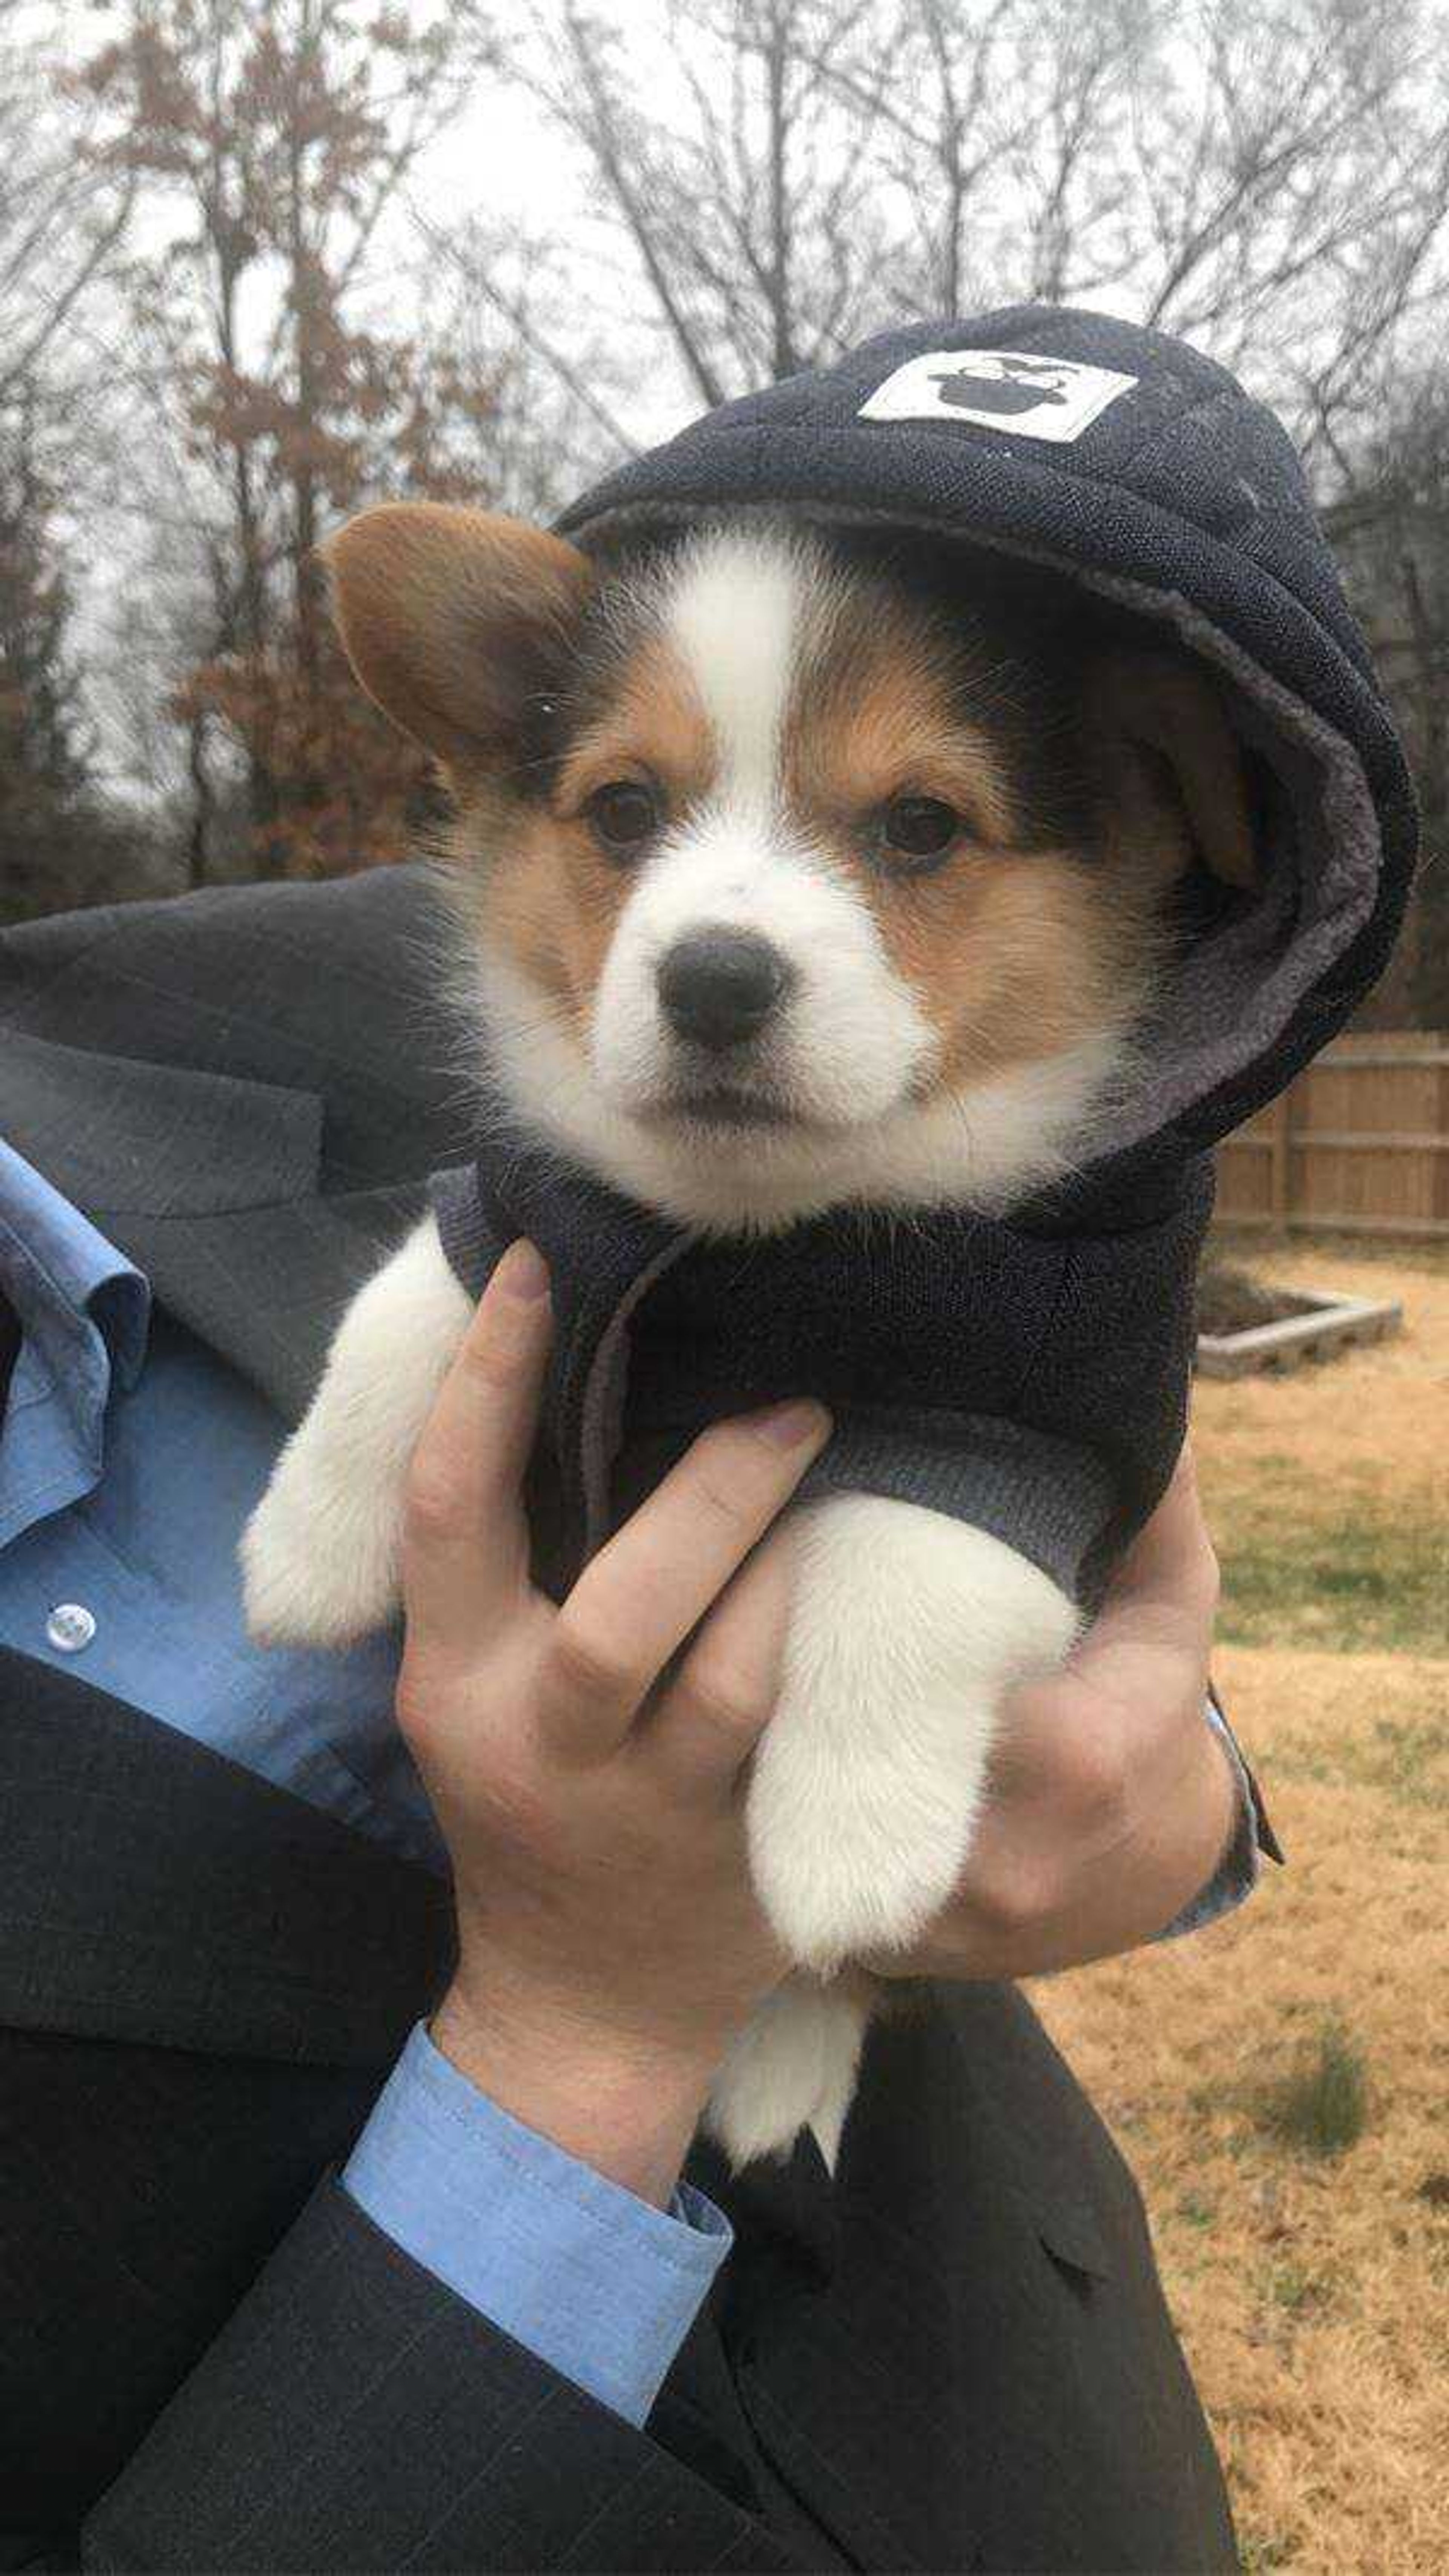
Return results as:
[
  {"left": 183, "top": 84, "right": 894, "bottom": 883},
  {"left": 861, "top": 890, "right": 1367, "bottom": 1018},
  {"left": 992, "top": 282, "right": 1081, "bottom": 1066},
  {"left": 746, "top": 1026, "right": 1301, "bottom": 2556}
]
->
[
  {"left": 1155, "top": 1696, "right": 1262, "bottom": 1939},
  {"left": 341, "top": 2023, "right": 730, "bottom": 2427}
]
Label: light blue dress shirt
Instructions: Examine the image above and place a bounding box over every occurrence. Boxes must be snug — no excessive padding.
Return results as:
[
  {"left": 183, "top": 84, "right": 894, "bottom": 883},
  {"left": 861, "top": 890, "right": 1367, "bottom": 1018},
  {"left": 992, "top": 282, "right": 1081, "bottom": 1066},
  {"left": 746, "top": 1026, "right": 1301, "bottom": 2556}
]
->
[{"left": 0, "top": 1135, "right": 729, "bottom": 2427}]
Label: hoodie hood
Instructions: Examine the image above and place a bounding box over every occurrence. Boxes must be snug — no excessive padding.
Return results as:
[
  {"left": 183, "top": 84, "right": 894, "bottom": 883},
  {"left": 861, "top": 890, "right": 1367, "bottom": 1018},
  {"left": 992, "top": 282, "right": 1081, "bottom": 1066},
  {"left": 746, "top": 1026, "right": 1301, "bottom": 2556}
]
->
[{"left": 556, "top": 306, "right": 1416, "bottom": 1192}]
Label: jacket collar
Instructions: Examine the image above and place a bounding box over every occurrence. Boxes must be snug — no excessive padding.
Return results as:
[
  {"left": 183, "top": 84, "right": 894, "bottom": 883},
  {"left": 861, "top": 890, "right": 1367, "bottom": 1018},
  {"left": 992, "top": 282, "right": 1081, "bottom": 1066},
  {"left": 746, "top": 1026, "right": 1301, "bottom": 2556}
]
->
[
  {"left": 0, "top": 865, "right": 478, "bottom": 1424},
  {"left": 0, "top": 1134, "right": 150, "bottom": 1384},
  {"left": 3, "top": 1017, "right": 440, "bottom": 1430},
  {"left": 459, "top": 1104, "right": 1092, "bottom": 1586}
]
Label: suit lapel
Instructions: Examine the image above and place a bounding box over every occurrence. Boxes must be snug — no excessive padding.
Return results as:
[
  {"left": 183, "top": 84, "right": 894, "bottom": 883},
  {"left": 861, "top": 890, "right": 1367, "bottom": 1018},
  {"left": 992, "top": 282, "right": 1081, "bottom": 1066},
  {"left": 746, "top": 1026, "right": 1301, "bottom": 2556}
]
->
[
  {"left": 1, "top": 1028, "right": 381, "bottom": 1423},
  {"left": 106, "top": 1180, "right": 426, "bottom": 1426},
  {"left": 0, "top": 1645, "right": 453, "bottom": 2063},
  {"left": 0, "top": 867, "right": 473, "bottom": 1424}
]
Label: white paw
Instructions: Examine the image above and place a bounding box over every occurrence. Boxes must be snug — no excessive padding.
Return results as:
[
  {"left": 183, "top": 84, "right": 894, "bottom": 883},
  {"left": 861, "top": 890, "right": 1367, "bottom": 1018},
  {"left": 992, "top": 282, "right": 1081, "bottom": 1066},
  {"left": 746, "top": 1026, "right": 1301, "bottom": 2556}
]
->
[
  {"left": 747, "top": 1495, "right": 1080, "bottom": 1972},
  {"left": 704, "top": 1974, "right": 873, "bottom": 2170},
  {"left": 241, "top": 1441, "right": 402, "bottom": 1648},
  {"left": 747, "top": 1684, "right": 988, "bottom": 1971},
  {"left": 240, "top": 1213, "right": 472, "bottom": 1652}
]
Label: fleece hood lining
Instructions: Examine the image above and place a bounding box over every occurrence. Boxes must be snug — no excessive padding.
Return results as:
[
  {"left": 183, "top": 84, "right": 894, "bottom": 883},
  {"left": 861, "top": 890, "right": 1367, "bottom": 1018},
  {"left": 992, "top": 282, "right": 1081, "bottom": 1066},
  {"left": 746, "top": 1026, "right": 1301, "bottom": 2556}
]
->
[{"left": 567, "top": 495, "right": 1380, "bottom": 1169}]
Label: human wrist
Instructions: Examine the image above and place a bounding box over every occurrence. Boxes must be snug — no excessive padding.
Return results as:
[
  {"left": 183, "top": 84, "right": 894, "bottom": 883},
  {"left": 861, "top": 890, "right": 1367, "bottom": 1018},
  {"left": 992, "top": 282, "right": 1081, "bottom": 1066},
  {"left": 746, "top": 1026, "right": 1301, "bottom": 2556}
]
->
[
  {"left": 430, "top": 1972, "right": 721, "bottom": 2209},
  {"left": 1163, "top": 1695, "right": 1240, "bottom": 1901}
]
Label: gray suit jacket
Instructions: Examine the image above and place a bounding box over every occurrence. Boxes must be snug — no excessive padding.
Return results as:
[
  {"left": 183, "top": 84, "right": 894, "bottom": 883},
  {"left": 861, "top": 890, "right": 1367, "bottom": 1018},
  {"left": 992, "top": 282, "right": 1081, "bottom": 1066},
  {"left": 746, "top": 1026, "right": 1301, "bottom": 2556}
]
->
[{"left": 0, "top": 868, "right": 1236, "bottom": 2573}]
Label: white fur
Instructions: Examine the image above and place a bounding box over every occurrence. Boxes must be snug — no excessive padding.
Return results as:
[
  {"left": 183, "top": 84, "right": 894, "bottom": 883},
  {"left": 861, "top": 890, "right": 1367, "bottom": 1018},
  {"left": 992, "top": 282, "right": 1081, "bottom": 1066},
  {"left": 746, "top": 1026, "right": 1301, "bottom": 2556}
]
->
[
  {"left": 748, "top": 1496, "right": 1079, "bottom": 1972},
  {"left": 590, "top": 529, "right": 940, "bottom": 1160},
  {"left": 588, "top": 820, "right": 936, "bottom": 1137},
  {"left": 700, "top": 1503, "right": 1077, "bottom": 2167},
  {"left": 480, "top": 943, "right": 1124, "bottom": 1235},
  {"left": 701, "top": 1503, "right": 1081, "bottom": 2167},
  {"left": 667, "top": 529, "right": 805, "bottom": 816},
  {"left": 241, "top": 1214, "right": 471, "bottom": 1646},
  {"left": 705, "top": 1970, "right": 873, "bottom": 2172}
]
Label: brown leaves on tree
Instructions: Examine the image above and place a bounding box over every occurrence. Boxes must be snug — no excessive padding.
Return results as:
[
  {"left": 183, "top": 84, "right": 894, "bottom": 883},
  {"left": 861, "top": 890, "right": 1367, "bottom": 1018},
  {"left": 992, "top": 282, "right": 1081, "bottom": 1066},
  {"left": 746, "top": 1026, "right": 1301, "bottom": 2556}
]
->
[{"left": 84, "top": 0, "right": 483, "bottom": 884}]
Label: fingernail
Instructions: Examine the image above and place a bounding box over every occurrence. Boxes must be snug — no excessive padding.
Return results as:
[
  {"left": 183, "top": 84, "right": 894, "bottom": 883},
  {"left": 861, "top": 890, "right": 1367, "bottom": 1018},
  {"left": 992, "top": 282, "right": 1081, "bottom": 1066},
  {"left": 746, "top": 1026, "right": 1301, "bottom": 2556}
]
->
[
  {"left": 499, "top": 1239, "right": 550, "bottom": 1301},
  {"left": 754, "top": 1397, "right": 831, "bottom": 1450}
]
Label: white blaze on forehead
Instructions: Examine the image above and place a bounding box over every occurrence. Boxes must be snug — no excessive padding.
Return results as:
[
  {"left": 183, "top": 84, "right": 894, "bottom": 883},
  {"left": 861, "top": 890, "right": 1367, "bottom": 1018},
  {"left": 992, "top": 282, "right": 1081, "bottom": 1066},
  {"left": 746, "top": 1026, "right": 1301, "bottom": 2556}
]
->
[{"left": 664, "top": 531, "right": 811, "bottom": 813}]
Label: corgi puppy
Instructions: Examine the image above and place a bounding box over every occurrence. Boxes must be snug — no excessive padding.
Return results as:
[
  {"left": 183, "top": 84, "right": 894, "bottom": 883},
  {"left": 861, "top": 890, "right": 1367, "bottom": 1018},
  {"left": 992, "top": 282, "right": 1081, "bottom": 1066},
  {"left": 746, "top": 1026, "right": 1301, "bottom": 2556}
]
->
[{"left": 242, "top": 504, "right": 1251, "bottom": 2166}]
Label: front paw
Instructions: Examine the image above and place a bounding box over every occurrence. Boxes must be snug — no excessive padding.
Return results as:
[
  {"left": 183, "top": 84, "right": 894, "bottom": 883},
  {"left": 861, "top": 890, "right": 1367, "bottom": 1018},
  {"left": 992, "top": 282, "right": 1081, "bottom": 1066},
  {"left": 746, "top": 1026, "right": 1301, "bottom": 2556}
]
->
[
  {"left": 746, "top": 1679, "right": 991, "bottom": 1972},
  {"left": 241, "top": 1441, "right": 402, "bottom": 1648},
  {"left": 704, "top": 1972, "right": 874, "bottom": 2170},
  {"left": 744, "top": 1494, "right": 1079, "bottom": 1972}
]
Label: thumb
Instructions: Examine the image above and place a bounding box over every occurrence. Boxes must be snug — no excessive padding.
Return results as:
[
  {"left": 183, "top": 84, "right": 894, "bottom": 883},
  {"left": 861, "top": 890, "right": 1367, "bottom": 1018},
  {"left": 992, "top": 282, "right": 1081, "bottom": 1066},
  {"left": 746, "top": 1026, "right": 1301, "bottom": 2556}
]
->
[{"left": 1088, "top": 1444, "right": 1220, "bottom": 1652}]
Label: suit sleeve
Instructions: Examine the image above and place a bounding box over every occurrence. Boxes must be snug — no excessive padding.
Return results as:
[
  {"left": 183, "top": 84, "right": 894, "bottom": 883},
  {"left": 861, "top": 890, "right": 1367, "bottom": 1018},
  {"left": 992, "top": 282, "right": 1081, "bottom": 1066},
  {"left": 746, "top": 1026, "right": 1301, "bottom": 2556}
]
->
[
  {"left": 82, "top": 2178, "right": 797, "bottom": 2575},
  {"left": 339, "top": 2023, "right": 731, "bottom": 2429}
]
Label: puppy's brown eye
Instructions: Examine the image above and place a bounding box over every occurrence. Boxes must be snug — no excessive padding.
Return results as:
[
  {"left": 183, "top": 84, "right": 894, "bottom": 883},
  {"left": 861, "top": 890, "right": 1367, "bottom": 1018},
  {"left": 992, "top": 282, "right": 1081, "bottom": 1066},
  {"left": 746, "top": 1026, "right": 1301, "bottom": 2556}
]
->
[
  {"left": 881, "top": 796, "right": 960, "bottom": 867},
  {"left": 587, "top": 780, "right": 659, "bottom": 854}
]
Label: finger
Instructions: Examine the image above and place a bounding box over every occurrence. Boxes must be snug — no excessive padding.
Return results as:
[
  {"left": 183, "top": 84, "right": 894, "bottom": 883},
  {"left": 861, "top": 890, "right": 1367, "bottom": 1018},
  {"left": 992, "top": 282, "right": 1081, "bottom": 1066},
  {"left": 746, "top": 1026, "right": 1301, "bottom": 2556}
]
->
[
  {"left": 1062, "top": 1450, "right": 1218, "bottom": 1726},
  {"left": 887, "top": 1664, "right": 1241, "bottom": 1985},
  {"left": 645, "top": 1527, "right": 798, "bottom": 1799},
  {"left": 400, "top": 1239, "right": 552, "bottom": 1654},
  {"left": 537, "top": 1399, "right": 830, "bottom": 1762},
  {"left": 984, "top": 1511, "right": 1219, "bottom": 1859},
  {"left": 1096, "top": 1443, "right": 1219, "bottom": 1638}
]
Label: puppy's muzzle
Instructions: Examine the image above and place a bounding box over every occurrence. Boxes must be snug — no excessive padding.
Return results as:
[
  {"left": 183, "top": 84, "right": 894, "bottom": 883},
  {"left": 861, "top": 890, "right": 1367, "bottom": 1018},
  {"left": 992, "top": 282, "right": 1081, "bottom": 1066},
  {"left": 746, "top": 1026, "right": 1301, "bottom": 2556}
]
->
[{"left": 657, "top": 928, "right": 797, "bottom": 1053}]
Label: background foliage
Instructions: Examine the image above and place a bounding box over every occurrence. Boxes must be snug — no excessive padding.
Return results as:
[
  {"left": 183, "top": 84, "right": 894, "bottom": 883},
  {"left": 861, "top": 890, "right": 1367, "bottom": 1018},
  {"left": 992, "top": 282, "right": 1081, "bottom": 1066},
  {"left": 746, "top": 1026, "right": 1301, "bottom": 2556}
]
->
[{"left": 3, "top": 0, "right": 1448, "bottom": 1020}]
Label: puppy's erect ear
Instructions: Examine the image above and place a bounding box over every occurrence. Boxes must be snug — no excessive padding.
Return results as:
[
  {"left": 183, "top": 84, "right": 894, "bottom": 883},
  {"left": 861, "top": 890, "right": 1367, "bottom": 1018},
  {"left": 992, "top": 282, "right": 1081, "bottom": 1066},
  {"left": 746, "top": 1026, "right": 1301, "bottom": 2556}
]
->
[
  {"left": 322, "top": 503, "right": 593, "bottom": 777},
  {"left": 1090, "top": 650, "right": 1256, "bottom": 888}
]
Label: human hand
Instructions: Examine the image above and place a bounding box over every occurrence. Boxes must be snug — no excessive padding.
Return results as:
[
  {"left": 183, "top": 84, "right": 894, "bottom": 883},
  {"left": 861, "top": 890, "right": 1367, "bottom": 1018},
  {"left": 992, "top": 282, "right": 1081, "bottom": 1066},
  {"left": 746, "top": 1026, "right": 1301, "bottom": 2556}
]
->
[
  {"left": 867, "top": 1448, "right": 1236, "bottom": 1983},
  {"left": 397, "top": 1238, "right": 831, "bottom": 2204}
]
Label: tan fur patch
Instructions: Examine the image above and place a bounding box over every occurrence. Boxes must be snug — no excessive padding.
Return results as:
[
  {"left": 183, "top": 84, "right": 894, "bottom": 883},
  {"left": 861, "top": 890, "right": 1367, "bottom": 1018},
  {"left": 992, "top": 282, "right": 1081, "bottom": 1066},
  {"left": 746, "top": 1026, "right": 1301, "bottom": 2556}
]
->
[
  {"left": 466, "top": 631, "right": 717, "bottom": 1032},
  {"left": 867, "top": 844, "right": 1150, "bottom": 1089},
  {"left": 790, "top": 615, "right": 1021, "bottom": 847},
  {"left": 789, "top": 611, "right": 1177, "bottom": 1090},
  {"left": 464, "top": 798, "right": 616, "bottom": 1039},
  {"left": 556, "top": 633, "right": 716, "bottom": 819}
]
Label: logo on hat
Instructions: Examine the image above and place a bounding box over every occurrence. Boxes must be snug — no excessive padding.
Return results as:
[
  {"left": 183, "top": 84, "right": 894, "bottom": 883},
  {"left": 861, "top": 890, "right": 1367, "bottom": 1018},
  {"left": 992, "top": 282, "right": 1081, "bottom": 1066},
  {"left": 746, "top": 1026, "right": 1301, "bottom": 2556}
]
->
[{"left": 858, "top": 347, "right": 1138, "bottom": 444}]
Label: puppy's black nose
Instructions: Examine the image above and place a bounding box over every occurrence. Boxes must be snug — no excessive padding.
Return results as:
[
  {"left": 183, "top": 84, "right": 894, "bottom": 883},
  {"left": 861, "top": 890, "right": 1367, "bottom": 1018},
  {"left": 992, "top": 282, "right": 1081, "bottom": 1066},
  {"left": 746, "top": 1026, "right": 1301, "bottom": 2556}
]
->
[{"left": 657, "top": 928, "right": 796, "bottom": 1052}]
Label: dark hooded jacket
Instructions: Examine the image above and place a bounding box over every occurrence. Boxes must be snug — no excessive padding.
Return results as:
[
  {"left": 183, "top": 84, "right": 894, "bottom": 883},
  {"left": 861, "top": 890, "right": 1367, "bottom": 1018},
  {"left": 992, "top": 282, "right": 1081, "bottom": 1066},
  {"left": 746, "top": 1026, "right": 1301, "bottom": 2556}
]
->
[{"left": 433, "top": 307, "right": 1415, "bottom": 1606}]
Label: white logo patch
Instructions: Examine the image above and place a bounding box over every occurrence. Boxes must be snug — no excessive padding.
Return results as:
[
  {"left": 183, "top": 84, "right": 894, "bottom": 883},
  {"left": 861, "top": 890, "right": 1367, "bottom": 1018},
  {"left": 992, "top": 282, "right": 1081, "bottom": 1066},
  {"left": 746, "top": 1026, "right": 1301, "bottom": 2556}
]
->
[{"left": 858, "top": 347, "right": 1138, "bottom": 444}]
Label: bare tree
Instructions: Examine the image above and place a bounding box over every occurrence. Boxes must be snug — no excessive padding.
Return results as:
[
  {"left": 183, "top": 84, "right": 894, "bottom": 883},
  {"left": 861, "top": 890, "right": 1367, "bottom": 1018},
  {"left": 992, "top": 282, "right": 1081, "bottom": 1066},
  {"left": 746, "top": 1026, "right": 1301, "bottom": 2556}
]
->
[
  {"left": 1326, "top": 383, "right": 1449, "bottom": 1026},
  {"left": 0, "top": 2, "right": 135, "bottom": 413},
  {"left": 82, "top": 0, "right": 496, "bottom": 878},
  {"left": 483, "top": 0, "right": 895, "bottom": 402},
  {"left": 1118, "top": 0, "right": 1449, "bottom": 469},
  {"left": 491, "top": 0, "right": 1449, "bottom": 478},
  {"left": 807, "top": 0, "right": 1148, "bottom": 319},
  {"left": 0, "top": 4, "right": 148, "bottom": 924}
]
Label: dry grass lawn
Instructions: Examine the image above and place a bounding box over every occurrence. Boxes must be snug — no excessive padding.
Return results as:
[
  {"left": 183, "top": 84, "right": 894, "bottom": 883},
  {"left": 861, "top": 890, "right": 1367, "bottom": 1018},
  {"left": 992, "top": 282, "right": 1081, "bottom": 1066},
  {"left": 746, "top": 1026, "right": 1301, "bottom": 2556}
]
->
[
  {"left": 1031, "top": 1235, "right": 1449, "bottom": 2574},
  {"left": 1192, "top": 1240, "right": 1449, "bottom": 1659}
]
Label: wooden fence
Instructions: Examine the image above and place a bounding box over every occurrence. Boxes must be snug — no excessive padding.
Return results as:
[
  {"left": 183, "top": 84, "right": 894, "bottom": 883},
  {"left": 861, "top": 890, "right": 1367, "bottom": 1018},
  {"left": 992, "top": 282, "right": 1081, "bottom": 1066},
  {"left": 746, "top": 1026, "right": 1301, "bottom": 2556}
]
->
[{"left": 1216, "top": 1032, "right": 1449, "bottom": 1239}]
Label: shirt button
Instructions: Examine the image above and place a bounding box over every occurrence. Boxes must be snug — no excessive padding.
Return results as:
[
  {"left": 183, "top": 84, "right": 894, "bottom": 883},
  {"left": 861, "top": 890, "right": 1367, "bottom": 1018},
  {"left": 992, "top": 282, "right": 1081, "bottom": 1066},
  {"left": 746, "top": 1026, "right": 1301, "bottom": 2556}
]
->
[{"left": 47, "top": 1602, "right": 97, "bottom": 1653}]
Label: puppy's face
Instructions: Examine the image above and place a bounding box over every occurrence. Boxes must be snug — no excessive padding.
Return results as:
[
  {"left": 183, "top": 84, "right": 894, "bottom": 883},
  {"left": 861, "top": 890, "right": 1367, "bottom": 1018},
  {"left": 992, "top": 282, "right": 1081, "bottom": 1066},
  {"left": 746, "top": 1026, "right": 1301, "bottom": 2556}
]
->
[{"left": 327, "top": 507, "right": 1254, "bottom": 1228}]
